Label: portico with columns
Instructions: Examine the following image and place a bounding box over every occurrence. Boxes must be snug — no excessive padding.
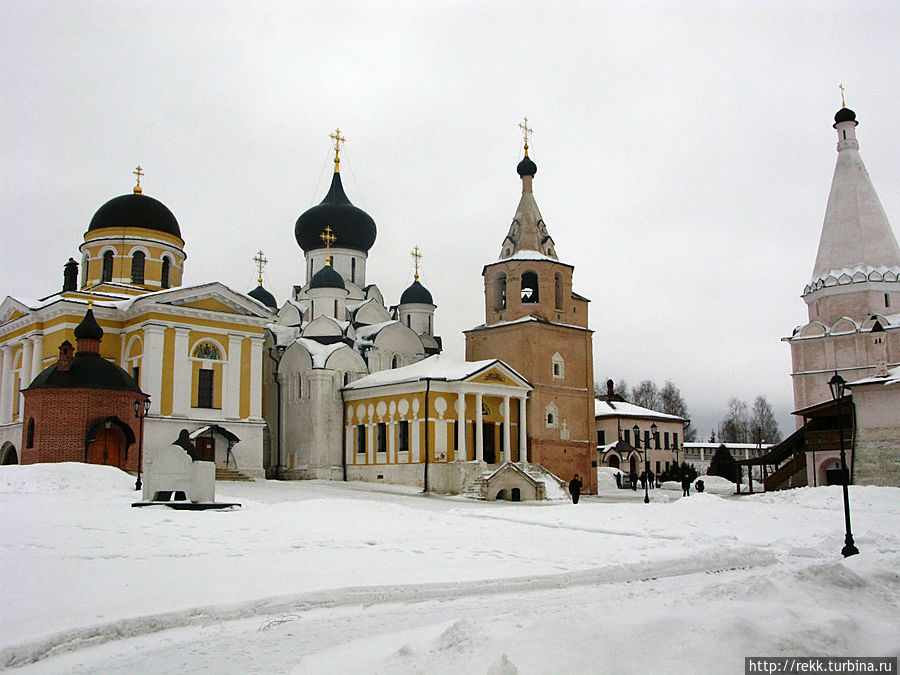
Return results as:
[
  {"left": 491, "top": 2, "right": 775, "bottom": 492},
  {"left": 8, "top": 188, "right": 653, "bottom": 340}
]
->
[{"left": 342, "top": 354, "right": 539, "bottom": 494}]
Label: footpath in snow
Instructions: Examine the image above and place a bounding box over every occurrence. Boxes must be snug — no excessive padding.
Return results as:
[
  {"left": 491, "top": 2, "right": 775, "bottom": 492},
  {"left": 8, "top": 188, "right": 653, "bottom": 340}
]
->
[{"left": 1, "top": 463, "right": 898, "bottom": 674}]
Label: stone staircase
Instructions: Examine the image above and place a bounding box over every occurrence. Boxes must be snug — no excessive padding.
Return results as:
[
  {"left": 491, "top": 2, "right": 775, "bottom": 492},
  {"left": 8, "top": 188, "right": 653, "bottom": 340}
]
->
[
  {"left": 461, "top": 471, "right": 493, "bottom": 500},
  {"left": 215, "top": 467, "right": 255, "bottom": 482}
]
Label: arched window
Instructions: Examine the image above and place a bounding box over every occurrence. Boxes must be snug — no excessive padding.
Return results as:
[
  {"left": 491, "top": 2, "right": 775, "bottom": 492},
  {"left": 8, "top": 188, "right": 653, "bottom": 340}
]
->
[
  {"left": 552, "top": 352, "right": 565, "bottom": 380},
  {"left": 521, "top": 271, "right": 539, "bottom": 303},
  {"left": 131, "top": 251, "right": 145, "bottom": 284},
  {"left": 554, "top": 273, "right": 564, "bottom": 310},
  {"left": 351, "top": 258, "right": 356, "bottom": 284},
  {"left": 26, "top": 418, "right": 35, "bottom": 448},
  {"left": 545, "top": 402, "right": 558, "bottom": 429},
  {"left": 101, "top": 251, "right": 114, "bottom": 282},
  {"left": 392, "top": 354, "right": 400, "bottom": 368},
  {"left": 161, "top": 256, "right": 171, "bottom": 289},
  {"left": 494, "top": 274, "right": 507, "bottom": 310}
]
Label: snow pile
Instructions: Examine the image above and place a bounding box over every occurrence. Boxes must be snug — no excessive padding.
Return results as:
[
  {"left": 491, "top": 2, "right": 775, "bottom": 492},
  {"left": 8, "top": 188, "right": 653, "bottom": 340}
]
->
[
  {"left": 596, "top": 467, "right": 622, "bottom": 494},
  {"left": 1, "top": 463, "right": 898, "bottom": 674},
  {"left": 697, "top": 474, "right": 735, "bottom": 494}
]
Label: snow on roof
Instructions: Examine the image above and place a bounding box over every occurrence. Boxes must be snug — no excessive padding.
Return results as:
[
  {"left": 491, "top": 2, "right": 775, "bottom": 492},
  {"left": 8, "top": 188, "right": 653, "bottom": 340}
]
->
[
  {"left": 467, "top": 315, "right": 590, "bottom": 333},
  {"left": 594, "top": 398, "right": 686, "bottom": 422},
  {"left": 847, "top": 365, "right": 900, "bottom": 387},
  {"left": 268, "top": 324, "right": 300, "bottom": 347},
  {"left": 344, "top": 353, "right": 523, "bottom": 390},
  {"left": 296, "top": 337, "right": 349, "bottom": 368},
  {"left": 485, "top": 249, "right": 562, "bottom": 266},
  {"left": 354, "top": 320, "right": 397, "bottom": 340}
]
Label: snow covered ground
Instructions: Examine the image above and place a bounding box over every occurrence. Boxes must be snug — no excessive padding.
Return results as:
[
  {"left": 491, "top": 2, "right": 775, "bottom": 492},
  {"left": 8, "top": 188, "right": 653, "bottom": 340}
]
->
[{"left": 1, "top": 463, "right": 898, "bottom": 674}]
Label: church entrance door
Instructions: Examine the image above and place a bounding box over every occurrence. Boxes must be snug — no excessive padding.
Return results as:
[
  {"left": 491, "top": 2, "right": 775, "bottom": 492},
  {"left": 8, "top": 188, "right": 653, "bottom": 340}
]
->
[
  {"left": 196, "top": 437, "right": 215, "bottom": 463},
  {"left": 89, "top": 427, "right": 123, "bottom": 468},
  {"left": 483, "top": 423, "right": 496, "bottom": 463}
]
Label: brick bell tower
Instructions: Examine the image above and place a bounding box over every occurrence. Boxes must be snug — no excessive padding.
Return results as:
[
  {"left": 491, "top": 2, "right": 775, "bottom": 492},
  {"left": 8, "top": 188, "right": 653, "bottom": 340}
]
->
[{"left": 465, "top": 120, "right": 596, "bottom": 493}]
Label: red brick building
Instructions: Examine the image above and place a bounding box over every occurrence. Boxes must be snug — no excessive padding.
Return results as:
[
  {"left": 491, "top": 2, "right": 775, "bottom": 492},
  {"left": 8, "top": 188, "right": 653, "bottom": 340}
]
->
[{"left": 21, "top": 309, "right": 148, "bottom": 470}]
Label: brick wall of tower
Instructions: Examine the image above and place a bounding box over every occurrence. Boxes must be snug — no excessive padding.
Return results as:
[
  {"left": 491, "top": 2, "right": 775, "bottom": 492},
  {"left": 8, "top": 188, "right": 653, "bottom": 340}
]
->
[{"left": 21, "top": 387, "right": 147, "bottom": 470}]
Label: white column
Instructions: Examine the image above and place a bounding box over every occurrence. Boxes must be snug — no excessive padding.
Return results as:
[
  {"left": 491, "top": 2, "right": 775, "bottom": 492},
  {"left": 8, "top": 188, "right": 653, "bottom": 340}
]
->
[
  {"left": 249, "top": 336, "right": 263, "bottom": 419},
  {"left": 226, "top": 334, "right": 243, "bottom": 418},
  {"left": 519, "top": 397, "right": 528, "bottom": 464},
  {"left": 30, "top": 335, "right": 44, "bottom": 382},
  {"left": 502, "top": 395, "right": 511, "bottom": 463},
  {"left": 142, "top": 325, "right": 165, "bottom": 415},
  {"left": 0, "top": 345, "right": 11, "bottom": 424},
  {"left": 19, "top": 339, "right": 33, "bottom": 417},
  {"left": 172, "top": 327, "right": 192, "bottom": 416},
  {"left": 475, "top": 392, "right": 484, "bottom": 462},
  {"left": 456, "top": 392, "right": 466, "bottom": 461}
]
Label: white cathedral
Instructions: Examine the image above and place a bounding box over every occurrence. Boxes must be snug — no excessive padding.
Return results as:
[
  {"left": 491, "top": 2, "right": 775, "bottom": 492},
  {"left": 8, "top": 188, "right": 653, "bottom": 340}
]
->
[{"left": 262, "top": 133, "right": 443, "bottom": 479}]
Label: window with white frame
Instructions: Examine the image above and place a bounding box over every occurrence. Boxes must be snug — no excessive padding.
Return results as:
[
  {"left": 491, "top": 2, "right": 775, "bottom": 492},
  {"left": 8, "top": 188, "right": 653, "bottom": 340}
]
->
[{"left": 551, "top": 352, "right": 565, "bottom": 379}]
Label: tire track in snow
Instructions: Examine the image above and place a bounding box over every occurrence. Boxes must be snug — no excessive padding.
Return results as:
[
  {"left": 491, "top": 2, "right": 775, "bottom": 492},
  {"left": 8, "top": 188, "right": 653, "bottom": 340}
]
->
[{"left": 0, "top": 545, "right": 775, "bottom": 669}]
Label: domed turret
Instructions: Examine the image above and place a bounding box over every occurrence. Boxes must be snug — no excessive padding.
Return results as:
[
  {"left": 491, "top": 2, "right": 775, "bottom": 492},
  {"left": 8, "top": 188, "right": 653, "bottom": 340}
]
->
[
  {"left": 517, "top": 155, "right": 537, "bottom": 177},
  {"left": 834, "top": 107, "right": 857, "bottom": 125},
  {"left": 88, "top": 193, "right": 181, "bottom": 238},
  {"left": 294, "top": 172, "right": 377, "bottom": 253},
  {"left": 309, "top": 264, "right": 346, "bottom": 290},
  {"left": 74, "top": 308, "right": 103, "bottom": 341},
  {"left": 400, "top": 280, "right": 433, "bottom": 305},
  {"left": 248, "top": 285, "right": 278, "bottom": 309}
]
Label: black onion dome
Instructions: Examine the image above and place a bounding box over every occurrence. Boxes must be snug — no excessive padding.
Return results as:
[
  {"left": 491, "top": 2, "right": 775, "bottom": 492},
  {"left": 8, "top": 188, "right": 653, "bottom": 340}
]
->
[
  {"left": 834, "top": 107, "right": 857, "bottom": 124},
  {"left": 294, "top": 172, "right": 377, "bottom": 252},
  {"left": 248, "top": 285, "right": 277, "bottom": 309},
  {"left": 309, "top": 265, "right": 346, "bottom": 290},
  {"left": 88, "top": 193, "right": 181, "bottom": 238},
  {"left": 517, "top": 155, "right": 537, "bottom": 177},
  {"left": 400, "top": 280, "right": 434, "bottom": 305},
  {"left": 74, "top": 309, "right": 103, "bottom": 341},
  {"left": 27, "top": 354, "right": 141, "bottom": 391}
]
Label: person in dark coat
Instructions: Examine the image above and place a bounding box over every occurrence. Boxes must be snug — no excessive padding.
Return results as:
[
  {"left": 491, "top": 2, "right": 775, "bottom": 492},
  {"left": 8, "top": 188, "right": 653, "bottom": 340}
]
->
[
  {"left": 630, "top": 471, "right": 638, "bottom": 491},
  {"left": 681, "top": 474, "right": 691, "bottom": 497},
  {"left": 568, "top": 474, "right": 583, "bottom": 504}
]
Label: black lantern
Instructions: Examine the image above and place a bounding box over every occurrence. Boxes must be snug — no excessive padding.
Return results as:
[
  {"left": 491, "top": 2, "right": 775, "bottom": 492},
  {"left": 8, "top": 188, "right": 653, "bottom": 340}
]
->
[
  {"left": 133, "top": 398, "right": 150, "bottom": 491},
  {"left": 828, "top": 372, "right": 858, "bottom": 558}
]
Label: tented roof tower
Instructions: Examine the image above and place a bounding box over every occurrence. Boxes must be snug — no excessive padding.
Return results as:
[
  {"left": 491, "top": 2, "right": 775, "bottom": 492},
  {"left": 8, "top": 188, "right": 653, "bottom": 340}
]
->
[{"left": 804, "top": 105, "right": 900, "bottom": 323}]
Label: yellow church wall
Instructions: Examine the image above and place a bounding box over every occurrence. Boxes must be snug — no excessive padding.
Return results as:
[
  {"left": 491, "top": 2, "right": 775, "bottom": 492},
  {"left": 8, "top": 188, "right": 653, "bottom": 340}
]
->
[
  {"left": 347, "top": 389, "right": 523, "bottom": 467},
  {"left": 160, "top": 327, "right": 175, "bottom": 415},
  {"left": 189, "top": 360, "right": 223, "bottom": 409},
  {"left": 83, "top": 227, "right": 185, "bottom": 249},
  {"left": 125, "top": 313, "right": 265, "bottom": 336},
  {"left": 180, "top": 299, "right": 240, "bottom": 314},
  {"left": 239, "top": 337, "right": 251, "bottom": 419}
]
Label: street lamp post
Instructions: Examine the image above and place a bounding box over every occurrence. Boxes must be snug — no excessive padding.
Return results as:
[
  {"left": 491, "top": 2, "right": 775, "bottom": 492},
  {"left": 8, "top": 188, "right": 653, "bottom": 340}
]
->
[
  {"left": 633, "top": 423, "right": 658, "bottom": 504},
  {"left": 133, "top": 397, "right": 150, "bottom": 491},
  {"left": 828, "top": 372, "right": 859, "bottom": 558}
]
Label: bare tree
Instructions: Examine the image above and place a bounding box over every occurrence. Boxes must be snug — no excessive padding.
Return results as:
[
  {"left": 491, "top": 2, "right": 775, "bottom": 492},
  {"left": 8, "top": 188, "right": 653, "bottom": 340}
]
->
[
  {"left": 750, "top": 395, "right": 781, "bottom": 444},
  {"left": 595, "top": 378, "right": 629, "bottom": 400},
  {"left": 631, "top": 380, "right": 661, "bottom": 410},
  {"left": 718, "top": 397, "right": 750, "bottom": 442},
  {"left": 660, "top": 380, "right": 697, "bottom": 441}
]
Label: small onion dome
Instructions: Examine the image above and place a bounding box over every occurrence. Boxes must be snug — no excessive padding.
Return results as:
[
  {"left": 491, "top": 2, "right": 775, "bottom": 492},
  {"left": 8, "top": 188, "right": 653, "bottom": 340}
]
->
[
  {"left": 309, "top": 264, "right": 346, "bottom": 290},
  {"left": 74, "top": 309, "right": 103, "bottom": 341},
  {"left": 400, "top": 280, "right": 434, "bottom": 305},
  {"left": 834, "top": 107, "right": 857, "bottom": 124},
  {"left": 88, "top": 192, "right": 181, "bottom": 238},
  {"left": 516, "top": 155, "right": 537, "bottom": 177},
  {"left": 295, "top": 172, "right": 377, "bottom": 253},
  {"left": 27, "top": 355, "right": 140, "bottom": 391},
  {"left": 248, "top": 285, "right": 277, "bottom": 309}
]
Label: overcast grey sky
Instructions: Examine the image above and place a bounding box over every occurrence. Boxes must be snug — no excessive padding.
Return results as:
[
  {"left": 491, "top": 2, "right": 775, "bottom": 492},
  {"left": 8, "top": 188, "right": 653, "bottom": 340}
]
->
[{"left": 2, "top": 1, "right": 898, "bottom": 438}]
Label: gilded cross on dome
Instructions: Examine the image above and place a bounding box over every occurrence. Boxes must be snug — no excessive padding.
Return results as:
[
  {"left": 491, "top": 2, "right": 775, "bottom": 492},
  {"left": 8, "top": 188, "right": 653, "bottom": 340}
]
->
[
  {"left": 253, "top": 250, "right": 268, "bottom": 285},
  {"left": 329, "top": 128, "right": 346, "bottom": 172},
  {"left": 518, "top": 117, "right": 534, "bottom": 156},
  {"left": 320, "top": 226, "right": 337, "bottom": 265},
  {"left": 839, "top": 83, "right": 847, "bottom": 108},
  {"left": 410, "top": 245, "right": 422, "bottom": 282},
  {"left": 133, "top": 165, "right": 144, "bottom": 194}
]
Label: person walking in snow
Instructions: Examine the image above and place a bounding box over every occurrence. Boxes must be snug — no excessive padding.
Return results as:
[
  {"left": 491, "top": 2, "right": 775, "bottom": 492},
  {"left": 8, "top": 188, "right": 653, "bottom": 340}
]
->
[
  {"left": 568, "top": 474, "right": 582, "bottom": 504},
  {"left": 681, "top": 474, "right": 691, "bottom": 497}
]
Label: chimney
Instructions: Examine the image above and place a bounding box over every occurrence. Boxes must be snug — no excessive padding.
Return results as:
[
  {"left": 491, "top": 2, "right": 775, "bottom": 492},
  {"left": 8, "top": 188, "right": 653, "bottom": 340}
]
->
[
  {"left": 607, "top": 379, "right": 614, "bottom": 398},
  {"left": 57, "top": 340, "right": 75, "bottom": 372},
  {"left": 63, "top": 258, "right": 78, "bottom": 293}
]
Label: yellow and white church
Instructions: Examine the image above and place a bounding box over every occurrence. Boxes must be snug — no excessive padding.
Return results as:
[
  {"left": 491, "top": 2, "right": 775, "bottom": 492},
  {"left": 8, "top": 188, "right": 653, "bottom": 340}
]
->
[{"left": 0, "top": 168, "right": 274, "bottom": 474}]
